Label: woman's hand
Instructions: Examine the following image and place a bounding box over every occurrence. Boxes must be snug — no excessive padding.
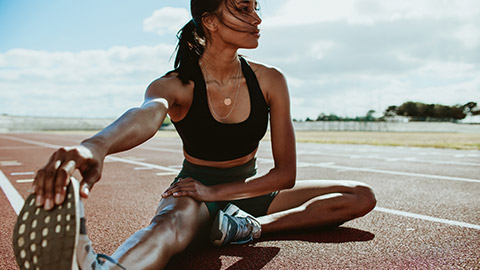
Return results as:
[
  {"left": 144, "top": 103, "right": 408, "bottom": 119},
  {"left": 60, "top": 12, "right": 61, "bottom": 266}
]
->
[
  {"left": 162, "top": 178, "right": 216, "bottom": 202},
  {"left": 33, "top": 144, "right": 105, "bottom": 211}
]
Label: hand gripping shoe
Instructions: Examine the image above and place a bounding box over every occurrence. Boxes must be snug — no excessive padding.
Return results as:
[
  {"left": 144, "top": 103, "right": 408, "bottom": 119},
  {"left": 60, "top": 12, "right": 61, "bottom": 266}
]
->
[{"left": 13, "top": 177, "right": 125, "bottom": 270}]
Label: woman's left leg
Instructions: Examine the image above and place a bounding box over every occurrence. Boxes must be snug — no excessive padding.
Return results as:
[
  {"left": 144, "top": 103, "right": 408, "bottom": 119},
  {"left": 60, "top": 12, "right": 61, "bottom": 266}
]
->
[{"left": 257, "top": 180, "right": 376, "bottom": 233}]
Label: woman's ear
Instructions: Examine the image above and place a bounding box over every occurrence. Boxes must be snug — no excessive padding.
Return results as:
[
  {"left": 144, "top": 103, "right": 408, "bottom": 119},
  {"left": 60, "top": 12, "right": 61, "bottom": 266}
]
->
[{"left": 202, "top": 13, "right": 218, "bottom": 33}]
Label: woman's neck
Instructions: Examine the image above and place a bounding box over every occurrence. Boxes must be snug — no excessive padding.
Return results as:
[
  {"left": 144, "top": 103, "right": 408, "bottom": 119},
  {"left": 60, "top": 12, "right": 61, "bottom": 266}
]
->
[{"left": 200, "top": 46, "right": 241, "bottom": 83}]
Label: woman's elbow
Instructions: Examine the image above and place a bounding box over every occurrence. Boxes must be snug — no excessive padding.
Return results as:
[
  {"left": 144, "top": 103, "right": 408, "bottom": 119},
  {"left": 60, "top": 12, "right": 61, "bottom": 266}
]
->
[{"left": 282, "top": 168, "right": 296, "bottom": 189}]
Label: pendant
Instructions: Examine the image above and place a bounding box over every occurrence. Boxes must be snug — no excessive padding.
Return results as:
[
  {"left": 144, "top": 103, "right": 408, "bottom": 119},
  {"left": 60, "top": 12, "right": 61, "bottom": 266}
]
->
[{"left": 224, "top": 98, "right": 232, "bottom": 106}]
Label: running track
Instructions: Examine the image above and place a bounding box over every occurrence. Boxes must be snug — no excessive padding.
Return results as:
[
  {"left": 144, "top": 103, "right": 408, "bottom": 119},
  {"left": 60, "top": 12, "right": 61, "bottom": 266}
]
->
[{"left": 1, "top": 132, "right": 479, "bottom": 269}]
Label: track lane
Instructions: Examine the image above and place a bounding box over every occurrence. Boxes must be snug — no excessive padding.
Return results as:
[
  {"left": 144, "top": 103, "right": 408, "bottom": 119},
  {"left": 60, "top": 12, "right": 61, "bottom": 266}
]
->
[{"left": 1, "top": 133, "right": 479, "bottom": 269}]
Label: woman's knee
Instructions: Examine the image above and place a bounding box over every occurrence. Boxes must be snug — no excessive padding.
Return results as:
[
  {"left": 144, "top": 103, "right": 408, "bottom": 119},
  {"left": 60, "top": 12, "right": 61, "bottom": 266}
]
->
[
  {"left": 150, "top": 198, "right": 209, "bottom": 248},
  {"left": 350, "top": 183, "right": 376, "bottom": 217}
]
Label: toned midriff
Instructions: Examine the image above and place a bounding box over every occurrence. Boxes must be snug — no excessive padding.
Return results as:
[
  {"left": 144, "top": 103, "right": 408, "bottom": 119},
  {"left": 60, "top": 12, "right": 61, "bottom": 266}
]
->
[{"left": 184, "top": 147, "right": 258, "bottom": 168}]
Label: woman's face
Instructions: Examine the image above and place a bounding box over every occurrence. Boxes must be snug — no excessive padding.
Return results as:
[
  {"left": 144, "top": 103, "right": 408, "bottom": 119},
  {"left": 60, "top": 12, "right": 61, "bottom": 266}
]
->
[{"left": 211, "top": 0, "right": 262, "bottom": 49}]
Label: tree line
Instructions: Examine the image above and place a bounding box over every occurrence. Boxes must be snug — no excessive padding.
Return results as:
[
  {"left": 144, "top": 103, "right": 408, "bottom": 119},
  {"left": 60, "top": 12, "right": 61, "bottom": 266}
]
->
[
  {"left": 384, "top": 101, "right": 479, "bottom": 121},
  {"left": 295, "top": 101, "right": 479, "bottom": 122}
]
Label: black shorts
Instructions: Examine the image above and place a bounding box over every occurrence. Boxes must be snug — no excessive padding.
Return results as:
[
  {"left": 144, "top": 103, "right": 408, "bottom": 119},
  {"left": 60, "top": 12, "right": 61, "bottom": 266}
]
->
[{"left": 172, "top": 158, "right": 278, "bottom": 218}]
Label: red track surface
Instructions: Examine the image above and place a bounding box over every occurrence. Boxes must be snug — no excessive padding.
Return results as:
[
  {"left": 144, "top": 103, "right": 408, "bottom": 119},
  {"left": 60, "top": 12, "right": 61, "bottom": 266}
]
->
[{"left": 1, "top": 132, "right": 479, "bottom": 269}]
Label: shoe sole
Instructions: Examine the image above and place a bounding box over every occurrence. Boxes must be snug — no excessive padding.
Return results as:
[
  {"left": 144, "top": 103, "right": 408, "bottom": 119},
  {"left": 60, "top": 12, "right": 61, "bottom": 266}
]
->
[{"left": 12, "top": 177, "right": 81, "bottom": 270}]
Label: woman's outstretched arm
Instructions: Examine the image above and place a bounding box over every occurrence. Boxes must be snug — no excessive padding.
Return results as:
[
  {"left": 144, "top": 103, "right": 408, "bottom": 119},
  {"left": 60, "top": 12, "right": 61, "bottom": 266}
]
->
[{"left": 34, "top": 77, "right": 178, "bottom": 210}]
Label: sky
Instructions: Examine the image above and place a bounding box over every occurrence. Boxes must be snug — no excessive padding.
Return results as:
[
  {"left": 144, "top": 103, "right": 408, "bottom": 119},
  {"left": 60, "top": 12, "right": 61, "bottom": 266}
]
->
[{"left": 0, "top": 0, "right": 479, "bottom": 120}]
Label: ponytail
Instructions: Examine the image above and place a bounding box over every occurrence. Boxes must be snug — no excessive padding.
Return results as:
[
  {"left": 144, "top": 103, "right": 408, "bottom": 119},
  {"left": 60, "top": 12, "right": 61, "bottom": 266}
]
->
[{"left": 174, "top": 19, "right": 205, "bottom": 84}]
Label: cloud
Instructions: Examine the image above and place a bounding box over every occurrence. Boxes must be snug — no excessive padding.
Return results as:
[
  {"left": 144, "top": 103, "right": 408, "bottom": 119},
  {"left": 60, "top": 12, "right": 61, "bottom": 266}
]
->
[
  {"left": 143, "top": 7, "right": 190, "bottom": 35},
  {"left": 1, "top": 1, "right": 479, "bottom": 120},
  {"left": 241, "top": 0, "right": 480, "bottom": 119},
  {"left": 453, "top": 22, "right": 480, "bottom": 49},
  {"left": 0, "top": 45, "right": 175, "bottom": 82},
  {"left": 263, "top": 0, "right": 479, "bottom": 27},
  {"left": 0, "top": 44, "right": 176, "bottom": 117}
]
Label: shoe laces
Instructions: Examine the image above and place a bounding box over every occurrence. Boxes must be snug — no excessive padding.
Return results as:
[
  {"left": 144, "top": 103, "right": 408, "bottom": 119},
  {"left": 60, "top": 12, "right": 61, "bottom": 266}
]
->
[
  {"left": 234, "top": 216, "right": 254, "bottom": 240},
  {"left": 97, "top": 254, "right": 126, "bottom": 270},
  {"left": 230, "top": 215, "right": 261, "bottom": 244}
]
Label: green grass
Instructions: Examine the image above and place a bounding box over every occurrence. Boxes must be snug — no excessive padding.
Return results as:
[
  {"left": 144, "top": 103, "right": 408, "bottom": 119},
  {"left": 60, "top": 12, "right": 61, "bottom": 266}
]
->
[{"left": 291, "top": 131, "right": 480, "bottom": 150}]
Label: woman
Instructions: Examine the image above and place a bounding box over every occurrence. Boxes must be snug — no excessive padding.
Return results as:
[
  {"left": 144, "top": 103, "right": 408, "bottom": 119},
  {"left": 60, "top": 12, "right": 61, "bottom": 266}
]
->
[{"left": 13, "top": 0, "right": 376, "bottom": 269}]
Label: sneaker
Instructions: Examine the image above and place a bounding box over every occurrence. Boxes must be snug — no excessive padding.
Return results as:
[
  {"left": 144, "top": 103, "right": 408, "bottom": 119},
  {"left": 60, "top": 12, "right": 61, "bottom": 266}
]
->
[
  {"left": 13, "top": 177, "right": 125, "bottom": 270},
  {"left": 13, "top": 177, "right": 81, "bottom": 269},
  {"left": 210, "top": 204, "right": 261, "bottom": 246}
]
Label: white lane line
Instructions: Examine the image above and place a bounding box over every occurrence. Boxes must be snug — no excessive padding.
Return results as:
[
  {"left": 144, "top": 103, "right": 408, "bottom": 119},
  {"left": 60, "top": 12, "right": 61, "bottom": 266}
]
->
[
  {"left": 0, "top": 146, "right": 44, "bottom": 150},
  {"left": 257, "top": 157, "right": 480, "bottom": 183},
  {"left": 3, "top": 167, "right": 479, "bottom": 231},
  {"left": 106, "top": 156, "right": 180, "bottom": 173},
  {"left": 0, "top": 160, "right": 22, "bottom": 166},
  {"left": 299, "top": 162, "right": 335, "bottom": 168},
  {"left": 134, "top": 167, "right": 153, "bottom": 171},
  {"left": 312, "top": 163, "right": 480, "bottom": 183},
  {"left": 375, "top": 207, "right": 480, "bottom": 230},
  {"left": 0, "top": 135, "right": 61, "bottom": 148},
  {"left": 0, "top": 135, "right": 179, "bottom": 174},
  {"left": 121, "top": 156, "right": 146, "bottom": 161},
  {"left": 11, "top": 172, "right": 35, "bottom": 176},
  {"left": 1, "top": 135, "right": 479, "bottom": 230},
  {"left": 3, "top": 135, "right": 479, "bottom": 183},
  {"left": 16, "top": 179, "right": 34, "bottom": 183},
  {"left": 156, "top": 172, "right": 178, "bottom": 176},
  {"left": 0, "top": 170, "right": 25, "bottom": 215},
  {"left": 297, "top": 150, "right": 480, "bottom": 167},
  {"left": 2, "top": 135, "right": 183, "bottom": 155},
  {"left": 138, "top": 146, "right": 183, "bottom": 154}
]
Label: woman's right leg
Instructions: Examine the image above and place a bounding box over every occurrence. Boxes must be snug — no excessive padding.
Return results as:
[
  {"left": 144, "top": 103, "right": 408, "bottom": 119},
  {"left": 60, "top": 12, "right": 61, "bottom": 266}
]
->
[{"left": 104, "top": 196, "right": 210, "bottom": 269}]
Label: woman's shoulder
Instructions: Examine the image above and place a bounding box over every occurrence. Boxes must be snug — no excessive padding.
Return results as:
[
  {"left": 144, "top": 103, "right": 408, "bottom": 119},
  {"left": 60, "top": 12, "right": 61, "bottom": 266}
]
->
[
  {"left": 244, "top": 58, "right": 286, "bottom": 83},
  {"left": 150, "top": 71, "right": 188, "bottom": 88},
  {"left": 244, "top": 58, "right": 288, "bottom": 96},
  {"left": 146, "top": 71, "right": 194, "bottom": 101}
]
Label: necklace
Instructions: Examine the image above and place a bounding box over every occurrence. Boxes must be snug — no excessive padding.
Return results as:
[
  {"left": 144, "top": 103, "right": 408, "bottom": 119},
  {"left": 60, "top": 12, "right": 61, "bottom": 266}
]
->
[
  {"left": 200, "top": 60, "right": 241, "bottom": 106},
  {"left": 200, "top": 60, "right": 242, "bottom": 120}
]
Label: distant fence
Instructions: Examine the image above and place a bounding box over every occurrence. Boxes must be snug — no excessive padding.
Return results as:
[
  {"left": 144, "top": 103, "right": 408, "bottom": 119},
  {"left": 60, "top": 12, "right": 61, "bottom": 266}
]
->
[
  {"left": 1, "top": 115, "right": 479, "bottom": 133},
  {"left": 293, "top": 121, "right": 480, "bottom": 133},
  {"left": 0, "top": 115, "right": 115, "bottom": 132}
]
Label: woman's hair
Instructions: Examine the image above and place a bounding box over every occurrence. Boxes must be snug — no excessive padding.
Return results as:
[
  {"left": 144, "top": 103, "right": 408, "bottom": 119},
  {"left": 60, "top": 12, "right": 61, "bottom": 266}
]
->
[{"left": 173, "top": 0, "right": 260, "bottom": 84}]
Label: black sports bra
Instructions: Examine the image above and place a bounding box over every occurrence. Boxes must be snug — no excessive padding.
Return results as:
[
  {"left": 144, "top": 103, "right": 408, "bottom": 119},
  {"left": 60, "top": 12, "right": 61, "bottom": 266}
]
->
[{"left": 171, "top": 56, "right": 269, "bottom": 161}]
